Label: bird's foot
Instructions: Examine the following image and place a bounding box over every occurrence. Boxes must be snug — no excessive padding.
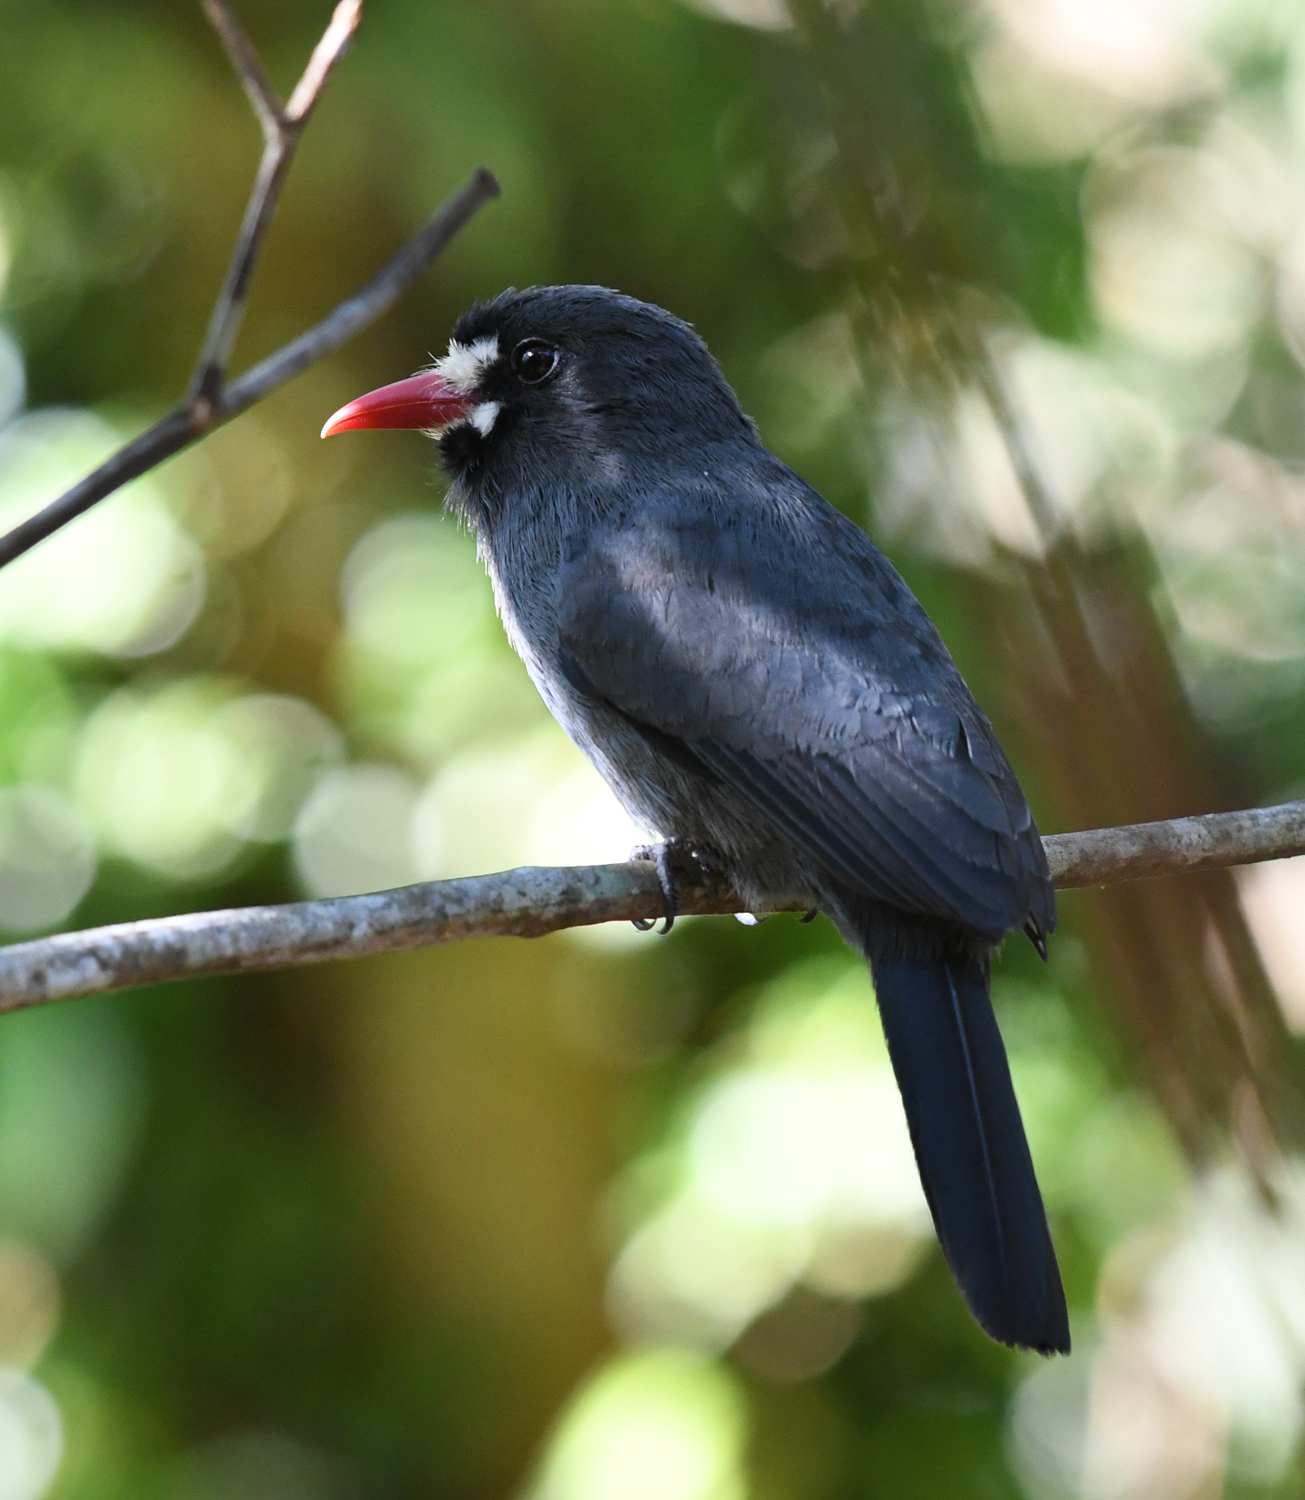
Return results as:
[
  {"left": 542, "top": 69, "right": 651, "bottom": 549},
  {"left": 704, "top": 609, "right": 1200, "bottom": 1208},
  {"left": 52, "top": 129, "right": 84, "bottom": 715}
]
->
[{"left": 629, "top": 839, "right": 719, "bottom": 934}]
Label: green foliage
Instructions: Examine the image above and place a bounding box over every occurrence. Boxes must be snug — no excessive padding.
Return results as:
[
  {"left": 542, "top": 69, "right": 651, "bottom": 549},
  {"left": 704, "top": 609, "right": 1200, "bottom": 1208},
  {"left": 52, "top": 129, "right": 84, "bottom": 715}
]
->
[{"left": 0, "top": 1, "right": 1303, "bottom": 1498}]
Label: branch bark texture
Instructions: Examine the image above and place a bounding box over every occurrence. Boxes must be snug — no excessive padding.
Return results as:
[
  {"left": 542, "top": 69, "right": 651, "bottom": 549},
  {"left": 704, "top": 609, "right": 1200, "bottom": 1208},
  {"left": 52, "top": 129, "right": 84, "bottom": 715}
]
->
[
  {"left": 1042, "top": 801, "right": 1305, "bottom": 889},
  {"left": 0, "top": 800, "right": 1301, "bottom": 1013}
]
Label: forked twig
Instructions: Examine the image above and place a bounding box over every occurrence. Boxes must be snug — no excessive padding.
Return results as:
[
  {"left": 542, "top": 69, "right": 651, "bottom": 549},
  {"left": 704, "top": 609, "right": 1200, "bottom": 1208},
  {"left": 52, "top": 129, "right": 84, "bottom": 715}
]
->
[
  {"left": 192, "top": 0, "right": 360, "bottom": 398},
  {"left": 0, "top": 2, "right": 499, "bottom": 570}
]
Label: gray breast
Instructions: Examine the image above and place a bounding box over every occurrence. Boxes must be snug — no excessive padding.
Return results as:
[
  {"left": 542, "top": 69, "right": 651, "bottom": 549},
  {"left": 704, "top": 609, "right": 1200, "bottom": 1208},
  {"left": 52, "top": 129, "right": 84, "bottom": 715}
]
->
[{"left": 477, "top": 520, "right": 810, "bottom": 901}]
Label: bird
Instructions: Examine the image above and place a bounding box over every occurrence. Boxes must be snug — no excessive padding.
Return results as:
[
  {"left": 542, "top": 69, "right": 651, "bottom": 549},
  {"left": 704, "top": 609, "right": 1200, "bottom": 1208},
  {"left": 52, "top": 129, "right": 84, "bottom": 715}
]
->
[{"left": 322, "top": 285, "right": 1070, "bottom": 1355}]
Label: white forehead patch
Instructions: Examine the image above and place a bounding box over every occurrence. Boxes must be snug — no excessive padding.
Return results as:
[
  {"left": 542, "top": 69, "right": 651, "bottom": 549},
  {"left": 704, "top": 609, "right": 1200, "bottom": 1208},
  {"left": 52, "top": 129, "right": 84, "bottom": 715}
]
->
[{"left": 436, "top": 334, "right": 499, "bottom": 392}]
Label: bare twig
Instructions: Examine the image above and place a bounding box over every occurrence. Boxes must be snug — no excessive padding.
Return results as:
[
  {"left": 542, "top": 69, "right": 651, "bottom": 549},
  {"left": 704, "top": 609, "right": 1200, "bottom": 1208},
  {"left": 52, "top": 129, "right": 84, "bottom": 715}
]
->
[
  {"left": 0, "top": 801, "right": 1301, "bottom": 1012},
  {"left": 285, "top": 0, "right": 361, "bottom": 121},
  {"left": 193, "top": 0, "right": 361, "bottom": 397},
  {"left": 0, "top": 169, "right": 496, "bottom": 570},
  {"left": 222, "top": 171, "right": 497, "bottom": 409},
  {"left": 201, "top": 0, "right": 284, "bottom": 139},
  {"left": 0, "top": 2, "right": 498, "bottom": 572},
  {"left": 193, "top": 1, "right": 360, "bottom": 398}
]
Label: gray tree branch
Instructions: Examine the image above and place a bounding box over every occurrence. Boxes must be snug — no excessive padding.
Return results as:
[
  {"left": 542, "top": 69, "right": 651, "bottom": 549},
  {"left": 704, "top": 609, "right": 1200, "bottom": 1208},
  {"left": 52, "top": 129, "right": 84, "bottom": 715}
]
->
[
  {"left": 0, "top": 800, "right": 1301, "bottom": 1013},
  {"left": 1042, "top": 800, "right": 1305, "bottom": 888},
  {"left": 0, "top": 2, "right": 499, "bottom": 570}
]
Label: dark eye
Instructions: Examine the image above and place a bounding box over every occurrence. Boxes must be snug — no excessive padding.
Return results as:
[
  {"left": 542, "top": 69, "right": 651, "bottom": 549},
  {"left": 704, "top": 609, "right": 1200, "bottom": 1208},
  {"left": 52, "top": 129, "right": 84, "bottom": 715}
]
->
[{"left": 511, "top": 338, "right": 560, "bottom": 385}]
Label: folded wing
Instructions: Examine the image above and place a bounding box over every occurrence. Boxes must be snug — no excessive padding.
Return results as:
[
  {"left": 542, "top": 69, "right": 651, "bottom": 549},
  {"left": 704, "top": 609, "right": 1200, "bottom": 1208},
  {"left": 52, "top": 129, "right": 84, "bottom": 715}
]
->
[{"left": 555, "top": 487, "right": 1053, "bottom": 940}]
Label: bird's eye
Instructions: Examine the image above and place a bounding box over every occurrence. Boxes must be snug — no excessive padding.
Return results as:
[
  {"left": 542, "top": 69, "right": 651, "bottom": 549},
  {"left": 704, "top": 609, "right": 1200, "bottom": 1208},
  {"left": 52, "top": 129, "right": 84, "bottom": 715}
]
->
[{"left": 511, "top": 339, "right": 560, "bottom": 385}]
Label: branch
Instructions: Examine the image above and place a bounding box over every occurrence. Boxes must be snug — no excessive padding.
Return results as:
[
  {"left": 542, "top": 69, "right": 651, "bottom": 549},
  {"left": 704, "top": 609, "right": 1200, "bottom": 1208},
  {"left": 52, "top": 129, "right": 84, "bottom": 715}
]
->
[
  {"left": 0, "top": 3, "right": 499, "bottom": 571},
  {"left": 1041, "top": 801, "right": 1305, "bottom": 889},
  {"left": 202, "top": 0, "right": 285, "bottom": 139},
  {"left": 192, "top": 0, "right": 362, "bottom": 400},
  {"left": 0, "top": 801, "right": 1302, "bottom": 1013}
]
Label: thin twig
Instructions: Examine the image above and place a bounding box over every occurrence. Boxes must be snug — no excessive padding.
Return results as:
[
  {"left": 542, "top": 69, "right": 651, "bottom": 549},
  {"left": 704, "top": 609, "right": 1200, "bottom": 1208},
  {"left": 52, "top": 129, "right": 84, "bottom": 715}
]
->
[
  {"left": 0, "top": 2, "right": 497, "bottom": 572},
  {"left": 285, "top": 0, "right": 361, "bottom": 122},
  {"left": 0, "top": 801, "right": 1301, "bottom": 1012},
  {"left": 193, "top": 0, "right": 361, "bottom": 399},
  {"left": 0, "top": 167, "right": 499, "bottom": 570},
  {"left": 201, "top": 0, "right": 285, "bottom": 140},
  {"left": 221, "top": 170, "right": 498, "bottom": 412}
]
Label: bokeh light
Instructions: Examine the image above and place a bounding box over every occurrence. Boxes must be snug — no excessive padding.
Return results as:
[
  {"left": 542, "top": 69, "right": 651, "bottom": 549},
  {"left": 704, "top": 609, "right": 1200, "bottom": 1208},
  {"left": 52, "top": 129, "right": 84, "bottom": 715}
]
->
[
  {"left": 75, "top": 679, "right": 337, "bottom": 882},
  {"left": 1010, "top": 1162, "right": 1305, "bottom": 1499},
  {"left": 0, "top": 1369, "right": 61, "bottom": 1500},
  {"left": 0, "top": 1003, "right": 142, "bottom": 1264},
  {"left": 0, "top": 1243, "right": 59, "bottom": 1374},
  {"left": 0, "top": 330, "right": 22, "bottom": 431},
  {"left": 0, "top": 411, "right": 203, "bottom": 657},
  {"left": 336, "top": 512, "right": 541, "bottom": 767},
  {"left": 0, "top": 788, "right": 93, "bottom": 934},
  {"left": 525, "top": 1349, "right": 748, "bottom": 1500},
  {"left": 293, "top": 761, "right": 422, "bottom": 898},
  {"left": 1, "top": 0, "right": 1304, "bottom": 1496},
  {"left": 608, "top": 959, "right": 932, "bottom": 1350},
  {"left": 1239, "top": 856, "right": 1305, "bottom": 1032}
]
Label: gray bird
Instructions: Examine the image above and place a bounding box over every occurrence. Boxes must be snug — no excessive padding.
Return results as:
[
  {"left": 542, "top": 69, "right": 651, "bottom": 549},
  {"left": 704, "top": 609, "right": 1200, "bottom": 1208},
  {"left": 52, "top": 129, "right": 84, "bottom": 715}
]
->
[{"left": 322, "top": 285, "right": 1069, "bottom": 1355}]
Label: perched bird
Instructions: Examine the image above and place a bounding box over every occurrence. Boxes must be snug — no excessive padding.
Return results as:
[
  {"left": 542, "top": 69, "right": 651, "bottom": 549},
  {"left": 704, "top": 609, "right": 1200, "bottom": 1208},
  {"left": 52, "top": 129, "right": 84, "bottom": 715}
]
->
[{"left": 322, "top": 285, "right": 1069, "bottom": 1354}]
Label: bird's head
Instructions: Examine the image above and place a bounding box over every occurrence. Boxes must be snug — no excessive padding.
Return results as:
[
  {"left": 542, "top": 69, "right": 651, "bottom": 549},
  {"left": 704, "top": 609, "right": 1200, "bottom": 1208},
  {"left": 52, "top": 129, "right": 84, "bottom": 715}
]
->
[{"left": 321, "top": 285, "right": 755, "bottom": 499}]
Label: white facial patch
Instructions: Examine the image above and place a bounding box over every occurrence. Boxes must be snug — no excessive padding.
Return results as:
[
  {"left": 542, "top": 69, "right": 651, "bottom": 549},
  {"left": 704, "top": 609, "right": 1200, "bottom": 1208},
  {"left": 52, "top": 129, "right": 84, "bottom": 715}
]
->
[
  {"left": 435, "top": 334, "right": 499, "bottom": 393},
  {"left": 469, "top": 401, "right": 501, "bottom": 436}
]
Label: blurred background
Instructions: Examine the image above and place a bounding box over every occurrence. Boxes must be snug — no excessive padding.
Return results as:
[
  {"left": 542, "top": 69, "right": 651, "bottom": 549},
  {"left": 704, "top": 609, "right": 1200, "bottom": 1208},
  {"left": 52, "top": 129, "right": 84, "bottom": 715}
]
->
[{"left": 1, "top": 0, "right": 1305, "bottom": 1495}]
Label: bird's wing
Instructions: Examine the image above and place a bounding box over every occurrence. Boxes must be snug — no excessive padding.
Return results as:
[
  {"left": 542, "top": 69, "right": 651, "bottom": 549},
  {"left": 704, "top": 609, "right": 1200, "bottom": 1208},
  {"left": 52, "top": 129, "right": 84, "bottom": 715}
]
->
[{"left": 554, "top": 491, "right": 1052, "bottom": 938}]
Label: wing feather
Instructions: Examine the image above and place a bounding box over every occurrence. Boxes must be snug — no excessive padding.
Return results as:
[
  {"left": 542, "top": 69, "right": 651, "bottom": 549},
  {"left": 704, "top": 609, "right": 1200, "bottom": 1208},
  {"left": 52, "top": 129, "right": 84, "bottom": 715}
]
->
[{"left": 555, "top": 481, "right": 1052, "bottom": 937}]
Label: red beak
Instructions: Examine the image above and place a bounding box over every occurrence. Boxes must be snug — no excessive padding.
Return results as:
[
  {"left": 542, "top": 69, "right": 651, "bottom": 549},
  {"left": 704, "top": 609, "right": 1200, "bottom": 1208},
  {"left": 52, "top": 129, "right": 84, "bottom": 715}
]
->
[{"left": 320, "top": 371, "right": 472, "bottom": 438}]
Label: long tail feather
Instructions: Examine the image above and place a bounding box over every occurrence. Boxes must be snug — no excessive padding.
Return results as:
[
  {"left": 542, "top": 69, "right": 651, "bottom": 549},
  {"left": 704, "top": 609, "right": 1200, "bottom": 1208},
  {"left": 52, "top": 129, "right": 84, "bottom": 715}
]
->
[{"left": 870, "top": 948, "right": 1070, "bottom": 1354}]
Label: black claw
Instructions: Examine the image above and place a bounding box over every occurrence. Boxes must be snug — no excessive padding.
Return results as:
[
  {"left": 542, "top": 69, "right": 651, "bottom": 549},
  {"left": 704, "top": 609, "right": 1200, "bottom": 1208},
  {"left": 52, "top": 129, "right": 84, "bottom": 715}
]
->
[
  {"left": 799, "top": 908, "right": 819, "bottom": 924},
  {"left": 652, "top": 842, "right": 678, "bottom": 933},
  {"left": 630, "top": 841, "right": 680, "bottom": 934},
  {"left": 628, "top": 839, "right": 727, "bottom": 934}
]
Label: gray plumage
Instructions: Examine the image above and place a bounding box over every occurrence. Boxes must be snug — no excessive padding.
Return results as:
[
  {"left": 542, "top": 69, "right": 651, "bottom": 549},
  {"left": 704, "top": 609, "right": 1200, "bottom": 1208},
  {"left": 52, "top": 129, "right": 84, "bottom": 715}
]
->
[
  {"left": 403, "top": 284, "right": 1065, "bottom": 1352},
  {"left": 443, "top": 289, "right": 1050, "bottom": 945}
]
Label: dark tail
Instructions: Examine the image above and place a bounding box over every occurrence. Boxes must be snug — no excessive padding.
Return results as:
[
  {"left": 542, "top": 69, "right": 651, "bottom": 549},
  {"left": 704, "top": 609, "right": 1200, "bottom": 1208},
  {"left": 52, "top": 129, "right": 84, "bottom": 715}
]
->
[{"left": 870, "top": 948, "right": 1070, "bottom": 1354}]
